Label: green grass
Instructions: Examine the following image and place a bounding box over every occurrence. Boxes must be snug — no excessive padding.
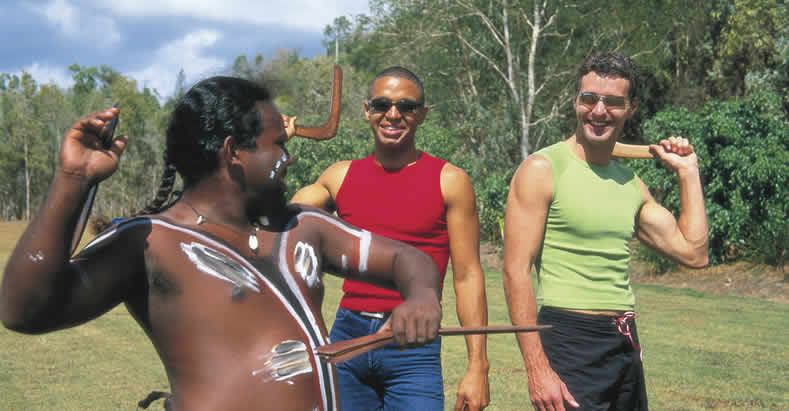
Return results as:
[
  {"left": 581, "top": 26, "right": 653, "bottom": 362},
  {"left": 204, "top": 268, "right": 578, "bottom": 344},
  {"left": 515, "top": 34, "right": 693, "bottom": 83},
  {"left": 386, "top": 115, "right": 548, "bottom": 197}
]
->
[{"left": 1, "top": 221, "right": 788, "bottom": 410}]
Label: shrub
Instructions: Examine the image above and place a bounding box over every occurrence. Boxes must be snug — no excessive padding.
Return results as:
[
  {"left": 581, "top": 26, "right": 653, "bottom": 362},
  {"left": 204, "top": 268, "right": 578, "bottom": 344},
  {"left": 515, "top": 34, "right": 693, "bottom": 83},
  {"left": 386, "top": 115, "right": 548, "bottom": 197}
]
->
[{"left": 630, "top": 90, "right": 789, "bottom": 269}]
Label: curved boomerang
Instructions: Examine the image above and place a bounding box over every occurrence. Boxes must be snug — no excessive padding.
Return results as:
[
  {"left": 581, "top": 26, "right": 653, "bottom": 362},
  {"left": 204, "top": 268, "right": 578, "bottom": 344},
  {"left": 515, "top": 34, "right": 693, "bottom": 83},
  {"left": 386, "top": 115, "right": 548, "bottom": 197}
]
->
[{"left": 293, "top": 64, "right": 343, "bottom": 140}]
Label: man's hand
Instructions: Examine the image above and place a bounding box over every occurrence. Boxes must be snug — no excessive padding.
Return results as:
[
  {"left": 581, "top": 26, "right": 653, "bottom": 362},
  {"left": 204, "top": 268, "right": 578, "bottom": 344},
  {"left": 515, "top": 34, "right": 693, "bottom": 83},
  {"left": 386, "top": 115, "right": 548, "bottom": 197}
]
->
[
  {"left": 649, "top": 136, "right": 698, "bottom": 173},
  {"left": 455, "top": 365, "right": 490, "bottom": 410},
  {"left": 59, "top": 107, "right": 127, "bottom": 183},
  {"left": 528, "top": 365, "right": 579, "bottom": 411},
  {"left": 282, "top": 114, "right": 297, "bottom": 140},
  {"left": 385, "top": 291, "right": 441, "bottom": 346}
]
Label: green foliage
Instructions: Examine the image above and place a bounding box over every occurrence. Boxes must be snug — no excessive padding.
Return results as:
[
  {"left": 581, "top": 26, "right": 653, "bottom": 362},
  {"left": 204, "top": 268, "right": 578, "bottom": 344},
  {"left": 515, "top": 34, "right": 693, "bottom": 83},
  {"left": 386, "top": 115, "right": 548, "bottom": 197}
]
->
[
  {"left": 475, "top": 172, "right": 513, "bottom": 244},
  {"left": 631, "top": 90, "right": 789, "bottom": 267}
]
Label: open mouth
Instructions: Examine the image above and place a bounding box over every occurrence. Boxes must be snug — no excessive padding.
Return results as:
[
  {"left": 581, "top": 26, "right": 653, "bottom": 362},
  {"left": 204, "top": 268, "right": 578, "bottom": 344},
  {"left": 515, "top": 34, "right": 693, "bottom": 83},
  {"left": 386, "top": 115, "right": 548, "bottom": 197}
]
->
[{"left": 380, "top": 125, "right": 405, "bottom": 139}]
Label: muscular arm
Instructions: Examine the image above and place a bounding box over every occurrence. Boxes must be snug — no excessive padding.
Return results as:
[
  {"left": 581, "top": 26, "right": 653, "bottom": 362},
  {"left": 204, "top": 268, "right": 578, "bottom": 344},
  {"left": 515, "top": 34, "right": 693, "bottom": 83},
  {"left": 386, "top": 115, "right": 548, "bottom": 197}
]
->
[
  {"left": 290, "top": 161, "right": 350, "bottom": 210},
  {"left": 298, "top": 207, "right": 442, "bottom": 346},
  {"left": 637, "top": 139, "right": 709, "bottom": 268},
  {"left": 502, "top": 155, "right": 577, "bottom": 411},
  {"left": 0, "top": 109, "right": 134, "bottom": 333},
  {"left": 441, "top": 164, "right": 490, "bottom": 411}
]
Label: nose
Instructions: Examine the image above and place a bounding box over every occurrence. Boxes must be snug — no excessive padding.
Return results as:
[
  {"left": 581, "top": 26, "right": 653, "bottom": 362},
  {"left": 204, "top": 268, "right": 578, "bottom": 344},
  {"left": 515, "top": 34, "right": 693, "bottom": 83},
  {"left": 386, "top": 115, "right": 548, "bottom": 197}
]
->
[
  {"left": 385, "top": 105, "right": 402, "bottom": 120},
  {"left": 591, "top": 99, "right": 608, "bottom": 115}
]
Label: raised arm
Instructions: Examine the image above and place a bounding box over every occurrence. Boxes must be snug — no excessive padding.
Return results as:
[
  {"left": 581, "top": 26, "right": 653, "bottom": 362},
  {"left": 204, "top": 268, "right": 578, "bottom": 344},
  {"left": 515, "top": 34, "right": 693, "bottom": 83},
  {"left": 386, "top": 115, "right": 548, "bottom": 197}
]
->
[
  {"left": 502, "top": 155, "right": 578, "bottom": 411},
  {"left": 441, "top": 164, "right": 490, "bottom": 411},
  {"left": 636, "top": 137, "right": 709, "bottom": 268},
  {"left": 0, "top": 107, "right": 134, "bottom": 333},
  {"left": 290, "top": 161, "right": 350, "bottom": 211}
]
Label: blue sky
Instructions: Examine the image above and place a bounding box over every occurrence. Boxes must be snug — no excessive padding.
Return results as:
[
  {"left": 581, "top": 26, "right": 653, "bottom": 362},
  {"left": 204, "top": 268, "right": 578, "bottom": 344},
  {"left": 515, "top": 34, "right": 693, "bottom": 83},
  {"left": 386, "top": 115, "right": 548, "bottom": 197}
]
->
[{"left": 0, "top": 1, "right": 370, "bottom": 100}]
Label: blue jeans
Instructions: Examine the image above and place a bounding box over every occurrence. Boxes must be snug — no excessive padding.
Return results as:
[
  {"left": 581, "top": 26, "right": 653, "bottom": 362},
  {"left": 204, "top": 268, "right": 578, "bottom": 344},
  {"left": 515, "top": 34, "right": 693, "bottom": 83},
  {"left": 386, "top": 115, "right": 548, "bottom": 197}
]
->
[{"left": 329, "top": 307, "right": 444, "bottom": 410}]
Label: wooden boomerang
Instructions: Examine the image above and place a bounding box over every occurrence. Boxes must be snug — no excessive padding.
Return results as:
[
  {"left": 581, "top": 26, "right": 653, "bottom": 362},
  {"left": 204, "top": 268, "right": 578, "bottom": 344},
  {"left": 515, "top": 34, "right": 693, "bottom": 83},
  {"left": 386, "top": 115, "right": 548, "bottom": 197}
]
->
[
  {"left": 315, "top": 324, "right": 551, "bottom": 364},
  {"left": 70, "top": 102, "right": 120, "bottom": 255},
  {"left": 612, "top": 142, "right": 695, "bottom": 159},
  {"left": 292, "top": 64, "right": 343, "bottom": 140}
]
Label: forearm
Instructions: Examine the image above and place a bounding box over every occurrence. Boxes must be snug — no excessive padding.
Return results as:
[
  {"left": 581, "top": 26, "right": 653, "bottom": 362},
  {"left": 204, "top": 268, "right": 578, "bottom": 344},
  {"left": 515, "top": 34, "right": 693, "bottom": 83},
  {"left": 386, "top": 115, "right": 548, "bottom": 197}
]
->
[
  {"left": 502, "top": 266, "right": 552, "bottom": 375},
  {"left": 676, "top": 166, "right": 709, "bottom": 262},
  {"left": 391, "top": 246, "right": 441, "bottom": 303},
  {"left": 454, "top": 267, "right": 489, "bottom": 368},
  {"left": 0, "top": 170, "right": 91, "bottom": 327}
]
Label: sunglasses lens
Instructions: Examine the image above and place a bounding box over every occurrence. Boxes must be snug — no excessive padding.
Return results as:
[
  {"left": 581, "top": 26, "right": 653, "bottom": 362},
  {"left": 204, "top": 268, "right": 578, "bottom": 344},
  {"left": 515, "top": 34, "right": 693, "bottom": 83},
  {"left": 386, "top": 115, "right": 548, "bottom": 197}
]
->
[
  {"left": 578, "top": 93, "right": 627, "bottom": 109},
  {"left": 395, "top": 101, "right": 420, "bottom": 113},
  {"left": 370, "top": 99, "right": 392, "bottom": 113},
  {"left": 606, "top": 96, "right": 627, "bottom": 108},
  {"left": 579, "top": 93, "right": 600, "bottom": 107}
]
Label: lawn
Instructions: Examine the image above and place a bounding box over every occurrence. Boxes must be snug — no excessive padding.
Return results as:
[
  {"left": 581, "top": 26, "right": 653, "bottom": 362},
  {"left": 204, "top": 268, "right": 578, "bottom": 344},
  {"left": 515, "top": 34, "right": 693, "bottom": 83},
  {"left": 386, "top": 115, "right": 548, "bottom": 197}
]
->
[{"left": 1, "top": 221, "right": 787, "bottom": 410}]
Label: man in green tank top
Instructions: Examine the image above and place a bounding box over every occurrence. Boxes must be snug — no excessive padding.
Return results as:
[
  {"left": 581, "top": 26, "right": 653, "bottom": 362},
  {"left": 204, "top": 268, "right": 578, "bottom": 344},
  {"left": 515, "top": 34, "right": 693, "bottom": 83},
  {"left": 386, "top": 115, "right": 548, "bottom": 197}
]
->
[{"left": 503, "top": 52, "right": 709, "bottom": 410}]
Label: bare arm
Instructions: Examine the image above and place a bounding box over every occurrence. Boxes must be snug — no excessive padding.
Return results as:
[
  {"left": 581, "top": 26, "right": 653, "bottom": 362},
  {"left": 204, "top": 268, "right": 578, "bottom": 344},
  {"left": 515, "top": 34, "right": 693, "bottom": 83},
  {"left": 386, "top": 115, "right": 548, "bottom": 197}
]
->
[
  {"left": 0, "top": 108, "right": 134, "bottom": 333},
  {"left": 290, "top": 161, "right": 350, "bottom": 210},
  {"left": 300, "top": 207, "right": 442, "bottom": 346},
  {"left": 502, "top": 155, "right": 578, "bottom": 411},
  {"left": 441, "top": 164, "right": 490, "bottom": 411},
  {"left": 637, "top": 137, "right": 709, "bottom": 268}
]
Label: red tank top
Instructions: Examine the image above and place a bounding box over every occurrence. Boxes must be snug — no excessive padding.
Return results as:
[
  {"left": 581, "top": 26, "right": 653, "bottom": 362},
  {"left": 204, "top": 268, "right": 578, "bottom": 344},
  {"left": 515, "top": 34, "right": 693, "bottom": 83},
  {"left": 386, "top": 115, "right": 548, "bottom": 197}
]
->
[{"left": 335, "top": 153, "right": 450, "bottom": 312}]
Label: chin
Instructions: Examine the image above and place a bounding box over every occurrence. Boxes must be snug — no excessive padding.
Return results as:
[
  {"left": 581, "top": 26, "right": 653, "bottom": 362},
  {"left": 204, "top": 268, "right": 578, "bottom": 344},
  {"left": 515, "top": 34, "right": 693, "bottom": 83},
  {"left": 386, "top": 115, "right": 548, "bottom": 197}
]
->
[{"left": 255, "top": 187, "right": 287, "bottom": 217}]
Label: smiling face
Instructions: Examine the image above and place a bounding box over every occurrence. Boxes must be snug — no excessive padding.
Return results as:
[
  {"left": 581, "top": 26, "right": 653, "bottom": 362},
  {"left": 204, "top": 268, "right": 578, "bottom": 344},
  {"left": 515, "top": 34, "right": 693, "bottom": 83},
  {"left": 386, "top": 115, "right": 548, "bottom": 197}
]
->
[
  {"left": 237, "top": 101, "right": 294, "bottom": 216},
  {"left": 364, "top": 76, "right": 427, "bottom": 151},
  {"left": 574, "top": 72, "right": 638, "bottom": 147}
]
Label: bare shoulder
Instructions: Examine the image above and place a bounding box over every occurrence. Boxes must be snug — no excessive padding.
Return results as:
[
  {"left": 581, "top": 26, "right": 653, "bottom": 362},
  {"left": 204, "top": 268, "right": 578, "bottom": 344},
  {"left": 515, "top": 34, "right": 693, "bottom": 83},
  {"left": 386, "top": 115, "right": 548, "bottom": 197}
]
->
[
  {"left": 320, "top": 160, "right": 352, "bottom": 184},
  {"left": 511, "top": 154, "right": 551, "bottom": 187},
  {"left": 440, "top": 162, "right": 474, "bottom": 203}
]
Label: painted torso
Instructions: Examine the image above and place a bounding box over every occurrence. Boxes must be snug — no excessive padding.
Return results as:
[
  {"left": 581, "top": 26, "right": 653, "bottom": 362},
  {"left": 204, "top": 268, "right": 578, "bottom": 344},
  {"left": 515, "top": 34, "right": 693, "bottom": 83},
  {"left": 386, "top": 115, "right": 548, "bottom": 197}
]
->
[{"left": 77, "top": 211, "right": 362, "bottom": 411}]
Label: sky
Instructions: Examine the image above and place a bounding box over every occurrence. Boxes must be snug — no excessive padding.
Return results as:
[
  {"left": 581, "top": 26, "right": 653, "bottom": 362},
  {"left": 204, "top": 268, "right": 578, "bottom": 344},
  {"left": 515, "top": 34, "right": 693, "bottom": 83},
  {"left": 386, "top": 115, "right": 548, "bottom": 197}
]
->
[{"left": 0, "top": 0, "right": 371, "bottom": 100}]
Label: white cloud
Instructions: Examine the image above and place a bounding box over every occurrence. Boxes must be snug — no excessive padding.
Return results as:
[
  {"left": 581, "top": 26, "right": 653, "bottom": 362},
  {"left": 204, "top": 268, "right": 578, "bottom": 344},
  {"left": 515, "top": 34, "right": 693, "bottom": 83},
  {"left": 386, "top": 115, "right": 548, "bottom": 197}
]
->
[
  {"left": 20, "top": 63, "right": 75, "bottom": 89},
  {"left": 35, "top": 0, "right": 121, "bottom": 47},
  {"left": 87, "top": 0, "right": 371, "bottom": 32},
  {"left": 128, "top": 29, "right": 225, "bottom": 98}
]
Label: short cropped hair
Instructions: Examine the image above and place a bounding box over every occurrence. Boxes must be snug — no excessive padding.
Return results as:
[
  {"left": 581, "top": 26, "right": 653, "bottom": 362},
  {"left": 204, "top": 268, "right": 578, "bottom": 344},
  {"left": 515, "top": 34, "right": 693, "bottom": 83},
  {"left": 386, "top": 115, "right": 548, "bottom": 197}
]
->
[{"left": 367, "top": 66, "right": 425, "bottom": 103}]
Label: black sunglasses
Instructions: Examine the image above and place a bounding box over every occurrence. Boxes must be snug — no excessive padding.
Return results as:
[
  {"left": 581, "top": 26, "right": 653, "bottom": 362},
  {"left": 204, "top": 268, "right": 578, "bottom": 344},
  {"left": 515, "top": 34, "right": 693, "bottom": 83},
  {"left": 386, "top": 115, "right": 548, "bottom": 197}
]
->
[
  {"left": 577, "top": 92, "right": 628, "bottom": 109},
  {"left": 368, "top": 98, "right": 423, "bottom": 114}
]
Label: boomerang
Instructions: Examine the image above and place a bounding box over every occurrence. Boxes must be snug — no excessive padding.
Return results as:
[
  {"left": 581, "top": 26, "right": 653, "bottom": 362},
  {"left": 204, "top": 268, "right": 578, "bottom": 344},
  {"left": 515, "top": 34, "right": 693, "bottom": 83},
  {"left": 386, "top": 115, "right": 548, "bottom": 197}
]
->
[
  {"left": 292, "top": 64, "right": 343, "bottom": 140},
  {"left": 315, "top": 324, "right": 551, "bottom": 364},
  {"left": 612, "top": 142, "right": 695, "bottom": 159},
  {"left": 70, "top": 102, "right": 119, "bottom": 255}
]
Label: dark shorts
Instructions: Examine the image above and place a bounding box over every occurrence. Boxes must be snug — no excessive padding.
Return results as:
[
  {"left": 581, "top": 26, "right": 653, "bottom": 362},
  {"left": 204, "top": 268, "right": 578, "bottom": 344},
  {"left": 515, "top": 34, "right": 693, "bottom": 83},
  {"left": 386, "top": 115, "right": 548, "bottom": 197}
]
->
[{"left": 538, "top": 307, "right": 648, "bottom": 411}]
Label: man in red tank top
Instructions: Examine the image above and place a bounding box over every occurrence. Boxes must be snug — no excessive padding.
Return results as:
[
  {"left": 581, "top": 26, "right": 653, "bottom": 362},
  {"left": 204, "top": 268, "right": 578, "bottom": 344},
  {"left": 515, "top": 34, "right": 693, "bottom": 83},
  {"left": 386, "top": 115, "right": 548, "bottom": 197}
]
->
[{"left": 292, "top": 67, "right": 490, "bottom": 411}]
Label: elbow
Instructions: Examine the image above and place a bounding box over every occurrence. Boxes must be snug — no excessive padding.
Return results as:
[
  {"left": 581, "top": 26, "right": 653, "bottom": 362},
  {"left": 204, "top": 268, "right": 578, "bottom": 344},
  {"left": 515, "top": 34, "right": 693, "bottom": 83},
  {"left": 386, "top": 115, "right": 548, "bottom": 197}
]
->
[
  {"left": 0, "top": 297, "right": 51, "bottom": 335},
  {"left": 681, "top": 247, "right": 709, "bottom": 269}
]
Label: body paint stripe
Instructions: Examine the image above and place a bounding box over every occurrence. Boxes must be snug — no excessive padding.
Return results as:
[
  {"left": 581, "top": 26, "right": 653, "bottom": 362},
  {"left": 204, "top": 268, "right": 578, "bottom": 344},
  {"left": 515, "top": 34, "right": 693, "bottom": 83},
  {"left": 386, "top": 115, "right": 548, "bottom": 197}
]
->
[{"left": 296, "top": 211, "right": 371, "bottom": 273}]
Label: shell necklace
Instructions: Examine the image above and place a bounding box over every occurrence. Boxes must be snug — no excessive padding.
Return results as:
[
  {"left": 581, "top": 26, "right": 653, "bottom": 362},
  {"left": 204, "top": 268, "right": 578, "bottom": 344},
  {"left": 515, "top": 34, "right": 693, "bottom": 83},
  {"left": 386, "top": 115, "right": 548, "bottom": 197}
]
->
[{"left": 181, "top": 199, "right": 261, "bottom": 253}]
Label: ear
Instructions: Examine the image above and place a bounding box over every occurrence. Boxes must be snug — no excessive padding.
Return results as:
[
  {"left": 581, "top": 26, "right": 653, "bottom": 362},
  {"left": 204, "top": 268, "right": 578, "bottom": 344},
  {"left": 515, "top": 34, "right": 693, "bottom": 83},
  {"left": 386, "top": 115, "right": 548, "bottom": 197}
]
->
[
  {"left": 363, "top": 100, "right": 371, "bottom": 121},
  {"left": 628, "top": 97, "right": 639, "bottom": 118},
  {"left": 414, "top": 104, "right": 429, "bottom": 125},
  {"left": 221, "top": 135, "right": 242, "bottom": 166}
]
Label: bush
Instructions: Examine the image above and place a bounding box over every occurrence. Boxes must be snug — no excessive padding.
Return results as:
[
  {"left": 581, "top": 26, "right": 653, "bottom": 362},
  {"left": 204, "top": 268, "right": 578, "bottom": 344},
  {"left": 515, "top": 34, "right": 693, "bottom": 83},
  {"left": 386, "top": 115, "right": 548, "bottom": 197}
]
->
[{"left": 629, "top": 90, "right": 789, "bottom": 268}]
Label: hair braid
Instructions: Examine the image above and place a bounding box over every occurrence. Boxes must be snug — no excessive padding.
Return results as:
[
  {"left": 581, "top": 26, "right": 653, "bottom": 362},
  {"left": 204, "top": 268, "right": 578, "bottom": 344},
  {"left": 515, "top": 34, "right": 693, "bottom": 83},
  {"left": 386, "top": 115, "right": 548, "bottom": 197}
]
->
[{"left": 136, "top": 151, "right": 181, "bottom": 216}]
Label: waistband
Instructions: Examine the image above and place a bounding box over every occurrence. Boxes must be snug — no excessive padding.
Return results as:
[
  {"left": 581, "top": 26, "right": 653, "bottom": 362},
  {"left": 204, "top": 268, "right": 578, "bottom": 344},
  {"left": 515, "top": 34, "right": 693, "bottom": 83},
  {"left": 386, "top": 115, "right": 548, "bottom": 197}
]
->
[{"left": 349, "top": 309, "right": 391, "bottom": 320}]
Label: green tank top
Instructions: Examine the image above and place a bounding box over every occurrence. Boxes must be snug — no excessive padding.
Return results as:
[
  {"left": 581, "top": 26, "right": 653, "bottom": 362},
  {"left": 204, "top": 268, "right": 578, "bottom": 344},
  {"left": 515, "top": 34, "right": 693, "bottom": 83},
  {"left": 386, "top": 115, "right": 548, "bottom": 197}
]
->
[{"left": 535, "top": 141, "right": 644, "bottom": 310}]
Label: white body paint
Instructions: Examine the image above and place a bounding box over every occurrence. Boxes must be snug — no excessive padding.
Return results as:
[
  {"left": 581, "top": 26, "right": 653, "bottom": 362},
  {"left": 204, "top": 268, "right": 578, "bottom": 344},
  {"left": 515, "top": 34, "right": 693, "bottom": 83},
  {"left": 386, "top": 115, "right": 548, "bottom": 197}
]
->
[
  {"left": 294, "top": 241, "right": 320, "bottom": 288},
  {"left": 252, "top": 340, "right": 313, "bottom": 382}
]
